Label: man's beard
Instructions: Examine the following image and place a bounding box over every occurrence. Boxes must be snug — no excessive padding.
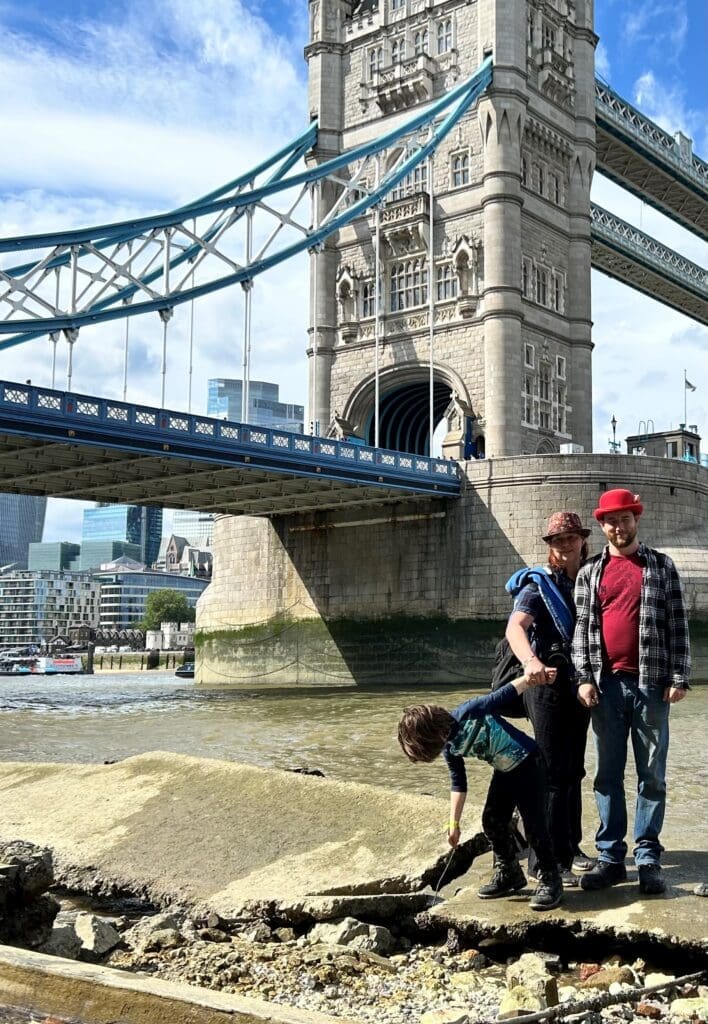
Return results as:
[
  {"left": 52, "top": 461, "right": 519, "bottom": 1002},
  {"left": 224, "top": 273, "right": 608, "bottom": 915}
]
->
[{"left": 610, "top": 525, "right": 638, "bottom": 549}]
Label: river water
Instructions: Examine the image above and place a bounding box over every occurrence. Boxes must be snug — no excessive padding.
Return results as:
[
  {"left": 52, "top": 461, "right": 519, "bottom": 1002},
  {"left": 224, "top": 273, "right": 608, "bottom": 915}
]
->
[{"left": 1, "top": 673, "right": 707, "bottom": 850}]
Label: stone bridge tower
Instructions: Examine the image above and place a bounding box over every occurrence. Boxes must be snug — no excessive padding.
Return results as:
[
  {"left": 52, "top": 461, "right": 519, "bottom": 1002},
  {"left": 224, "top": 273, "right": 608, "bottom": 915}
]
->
[{"left": 306, "top": 0, "right": 596, "bottom": 457}]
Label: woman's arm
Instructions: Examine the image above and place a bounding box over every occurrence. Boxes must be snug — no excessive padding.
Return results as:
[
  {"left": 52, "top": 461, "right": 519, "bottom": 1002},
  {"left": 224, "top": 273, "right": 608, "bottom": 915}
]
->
[
  {"left": 448, "top": 790, "right": 467, "bottom": 848},
  {"left": 506, "top": 609, "right": 547, "bottom": 685}
]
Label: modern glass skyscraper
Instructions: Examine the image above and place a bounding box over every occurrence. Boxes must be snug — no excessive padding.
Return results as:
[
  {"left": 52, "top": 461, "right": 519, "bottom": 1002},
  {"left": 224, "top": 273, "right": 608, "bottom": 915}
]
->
[
  {"left": 207, "top": 379, "right": 304, "bottom": 432},
  {"left": 81, "top": 504, "right": 163, "bottom": 569},
  {"left": 0, "top": 494, "right": 47, "bottom": 570},
  {"left": 171, "top": 510, "right": 214, "bottom": 548}
]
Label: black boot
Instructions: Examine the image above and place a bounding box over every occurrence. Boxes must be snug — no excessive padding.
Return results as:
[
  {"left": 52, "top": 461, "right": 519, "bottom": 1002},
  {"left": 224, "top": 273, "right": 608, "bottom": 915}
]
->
[
  {"left": 529, "top": 869, "right": 563, "bottom": 911},
  {"left": 478, "top": 859, "right": 527, "bottom": 899},
  {"left": 580, "top": 861, "right": 627, "bottom": 891}
]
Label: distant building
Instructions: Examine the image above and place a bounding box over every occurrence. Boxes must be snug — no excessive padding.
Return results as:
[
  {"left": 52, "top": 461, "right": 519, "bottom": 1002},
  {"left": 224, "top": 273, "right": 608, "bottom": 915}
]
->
[
  {"left": 207, "top": 378, "right": 304, "bottom": 433},
  {"left": 626, "top": 425, "right": 701, "bottom": 463},
  {"left": 93, "top": 564, "right": 209, "bottom": 630},
  {"left": 0, "top": 494, "right": 47, "bottom": 570},
  {"left": 28, "top": 541, "right": 81, "bottom": 572},
  {"left": 170, "top": 509, "right": 215, "bottom": 549},
  {"left": 0, "top": 571, "right": 100, "bottom": 649},
  {"left": 82, "top": 504, "right": 163, "bottom": 569},
  {"left": 80, "top": 540, "right": 142, "bottom": 572},
  {"left": 145, "top": 621, "right": 196, "bottom": 651},
  {"left": 154, "top": 535, "right": 212, "bottom": 578}
]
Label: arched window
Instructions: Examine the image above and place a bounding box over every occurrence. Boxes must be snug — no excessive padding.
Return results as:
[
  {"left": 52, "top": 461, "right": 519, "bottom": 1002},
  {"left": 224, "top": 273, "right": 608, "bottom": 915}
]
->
[
  {"left": 390, "top": 162, "right": 428, "bottom": 201},
  {"left": 414, "top": 28, "right": 429, "bottom": 55},
  {"left": 361, "top": 280, "right": 377, "bottom": 318},
  {"left": 391, "top": 37, "right": 406, "bottom": 63},
  {"left": 451, "top": 152, "right": 469, "bottom": 187},
  {"left": 390, "top": 259, "right": 428, "bottom": 310},
  {"left": 437, "top": 18, "right": 452, "bottom": 54},
  {"left": 436, "top": 264, "right": 458, "bottom": 300}
]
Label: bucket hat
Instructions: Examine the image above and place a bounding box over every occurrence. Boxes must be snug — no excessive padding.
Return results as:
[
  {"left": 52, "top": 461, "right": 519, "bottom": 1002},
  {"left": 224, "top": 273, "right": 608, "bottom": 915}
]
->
[
  {"left": 593, "top": 488, "right": 643, "bottom": 522},
  {"left": 542, "top": 511, "right": 591, "bottom": 543}
]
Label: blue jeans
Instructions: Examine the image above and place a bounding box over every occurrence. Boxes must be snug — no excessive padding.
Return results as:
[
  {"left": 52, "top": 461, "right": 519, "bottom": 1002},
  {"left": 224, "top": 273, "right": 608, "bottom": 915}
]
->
[{"left": 591, "top": 671, "right": 670, "bottom": 866}]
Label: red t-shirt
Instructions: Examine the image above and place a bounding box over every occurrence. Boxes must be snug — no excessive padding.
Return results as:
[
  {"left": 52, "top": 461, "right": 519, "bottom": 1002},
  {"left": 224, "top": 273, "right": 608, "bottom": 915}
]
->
[{"left": 598, "top": 553, "right": 643, "bottom": 674}]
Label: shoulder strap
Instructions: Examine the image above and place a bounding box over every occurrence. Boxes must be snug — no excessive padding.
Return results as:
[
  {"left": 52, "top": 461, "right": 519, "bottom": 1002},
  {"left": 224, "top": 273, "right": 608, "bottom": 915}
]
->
[{"left": 505, "top": 566, "right": 574, "bottom": 644}]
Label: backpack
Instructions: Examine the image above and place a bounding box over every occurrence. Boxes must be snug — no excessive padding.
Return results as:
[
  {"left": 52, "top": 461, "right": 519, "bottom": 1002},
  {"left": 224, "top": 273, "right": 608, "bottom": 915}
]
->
[{"left": 490, "top": 636, "right": 527, "bottom": 718}]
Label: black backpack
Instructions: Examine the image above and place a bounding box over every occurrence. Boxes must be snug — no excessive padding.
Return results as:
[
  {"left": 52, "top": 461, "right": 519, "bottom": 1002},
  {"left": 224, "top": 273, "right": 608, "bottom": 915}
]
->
[{"left": 490, "top": 636, "right": 527, "bottom": 718}]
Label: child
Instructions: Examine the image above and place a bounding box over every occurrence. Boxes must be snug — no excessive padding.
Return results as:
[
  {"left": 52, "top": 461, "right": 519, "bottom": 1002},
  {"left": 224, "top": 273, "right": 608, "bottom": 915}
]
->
[{"left": 398, "top": 672, "right": 563, "bottom": 911}]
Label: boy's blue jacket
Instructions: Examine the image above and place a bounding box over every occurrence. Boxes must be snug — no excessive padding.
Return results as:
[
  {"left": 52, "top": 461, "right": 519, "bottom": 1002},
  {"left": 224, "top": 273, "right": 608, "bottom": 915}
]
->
[
  {"left": 505, "top": 566, "right": 574, "bottom": 644},
  {"left": 443, "top": 683, "right": 537, "bottom": 792}
]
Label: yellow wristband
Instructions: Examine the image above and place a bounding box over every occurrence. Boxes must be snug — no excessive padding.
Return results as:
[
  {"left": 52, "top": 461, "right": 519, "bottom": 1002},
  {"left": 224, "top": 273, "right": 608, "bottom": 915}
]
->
[{"left": 448, "top": 820, "right": 460, "bottom": 830}]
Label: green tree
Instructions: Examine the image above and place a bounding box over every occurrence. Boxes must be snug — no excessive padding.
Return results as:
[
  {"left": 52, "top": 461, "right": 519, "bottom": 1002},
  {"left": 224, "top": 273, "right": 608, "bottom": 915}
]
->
[{"left": 141, "top": 589, "right": 196, "bottom": 632}]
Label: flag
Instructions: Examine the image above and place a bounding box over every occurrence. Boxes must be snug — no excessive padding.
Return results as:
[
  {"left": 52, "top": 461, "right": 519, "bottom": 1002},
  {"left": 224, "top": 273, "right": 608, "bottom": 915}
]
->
[{"left": 685, "top": 378, "right": 697, "bottom": 391}]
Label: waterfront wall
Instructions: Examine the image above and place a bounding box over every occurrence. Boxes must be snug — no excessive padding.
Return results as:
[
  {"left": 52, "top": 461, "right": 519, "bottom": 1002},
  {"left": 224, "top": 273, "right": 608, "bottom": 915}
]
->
[{"left": 196, "top": 455, "right": 708, "bottom": 686}]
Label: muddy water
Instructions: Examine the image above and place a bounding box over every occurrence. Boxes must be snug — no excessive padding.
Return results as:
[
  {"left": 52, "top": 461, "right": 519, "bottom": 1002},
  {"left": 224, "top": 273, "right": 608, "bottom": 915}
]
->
[{"left": 0, "top": 673, "right": 706, "bottom": 849}]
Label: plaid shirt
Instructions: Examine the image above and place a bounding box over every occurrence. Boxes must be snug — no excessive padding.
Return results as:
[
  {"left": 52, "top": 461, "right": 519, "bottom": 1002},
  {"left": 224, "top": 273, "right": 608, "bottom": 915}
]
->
[{"left": 572, "top": 543, "right": 691, "bottom": 690}]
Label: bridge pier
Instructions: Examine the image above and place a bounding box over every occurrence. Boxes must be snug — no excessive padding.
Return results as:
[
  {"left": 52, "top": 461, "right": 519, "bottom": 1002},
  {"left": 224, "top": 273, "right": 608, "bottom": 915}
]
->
[{"left": 196, "top": 455, "right": 708, "bottom": 687}]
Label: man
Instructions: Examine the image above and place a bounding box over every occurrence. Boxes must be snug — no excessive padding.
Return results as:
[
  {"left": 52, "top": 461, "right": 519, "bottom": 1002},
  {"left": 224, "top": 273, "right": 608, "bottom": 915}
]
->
[{"left": 572, "top": 488, "right": 690, "bottom": 895}]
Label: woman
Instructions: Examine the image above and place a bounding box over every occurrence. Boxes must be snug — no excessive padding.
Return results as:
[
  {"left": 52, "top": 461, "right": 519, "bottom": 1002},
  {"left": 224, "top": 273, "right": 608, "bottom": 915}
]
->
[{"left": 505, "top": 511, "right": 592, "bottom": 885}]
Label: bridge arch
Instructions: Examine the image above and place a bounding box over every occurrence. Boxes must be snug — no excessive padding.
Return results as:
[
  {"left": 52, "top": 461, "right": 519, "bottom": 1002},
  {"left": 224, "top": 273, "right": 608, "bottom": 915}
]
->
[{"left": 343, "top": 362, "right": 474, "bottom": 456}]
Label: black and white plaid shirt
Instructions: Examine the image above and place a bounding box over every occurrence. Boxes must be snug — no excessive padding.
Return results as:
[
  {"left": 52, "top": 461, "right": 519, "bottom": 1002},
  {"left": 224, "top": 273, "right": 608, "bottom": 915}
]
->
[{"left": 572, "top": 543, "right": 691, "bottom": 689}]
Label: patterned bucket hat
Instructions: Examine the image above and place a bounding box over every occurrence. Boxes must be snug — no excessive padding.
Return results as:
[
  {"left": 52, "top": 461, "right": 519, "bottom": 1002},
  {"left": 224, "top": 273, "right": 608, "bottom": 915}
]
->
[{"left": 542, "top": 511, "right": 591, "bottom": 543}]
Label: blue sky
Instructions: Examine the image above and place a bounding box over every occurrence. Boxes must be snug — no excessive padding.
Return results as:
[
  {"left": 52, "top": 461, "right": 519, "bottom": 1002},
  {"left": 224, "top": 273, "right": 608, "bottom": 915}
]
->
[{"left": 0, "top": 0, "right": 705, "bottom": 542}]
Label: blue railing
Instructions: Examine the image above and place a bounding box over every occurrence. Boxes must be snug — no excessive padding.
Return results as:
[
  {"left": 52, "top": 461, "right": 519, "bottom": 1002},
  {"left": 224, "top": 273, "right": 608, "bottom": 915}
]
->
[{"left": 0, "top": 381, "right": 460, "bottom": 493}]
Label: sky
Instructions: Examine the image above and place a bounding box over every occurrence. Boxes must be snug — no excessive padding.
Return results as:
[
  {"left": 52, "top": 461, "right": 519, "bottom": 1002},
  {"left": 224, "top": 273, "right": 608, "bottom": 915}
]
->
[{"left": 0, "top": 0, "right": 705, "bottom": 543}]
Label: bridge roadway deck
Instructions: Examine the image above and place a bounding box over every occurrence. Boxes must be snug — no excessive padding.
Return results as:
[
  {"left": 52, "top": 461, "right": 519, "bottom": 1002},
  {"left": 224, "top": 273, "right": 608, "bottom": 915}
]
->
[
  {"left": 595, "top": 80, "right": 708, "bottom": 241},
  {"left": 0, "top": 381, "right": 459, "bottom": 516}
]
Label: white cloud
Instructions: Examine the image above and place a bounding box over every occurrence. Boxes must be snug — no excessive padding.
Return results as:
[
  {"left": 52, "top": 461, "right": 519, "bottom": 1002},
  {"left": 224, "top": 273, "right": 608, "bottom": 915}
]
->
[{"left": 595, "top": 42, "right": 611, "bottom": 82}]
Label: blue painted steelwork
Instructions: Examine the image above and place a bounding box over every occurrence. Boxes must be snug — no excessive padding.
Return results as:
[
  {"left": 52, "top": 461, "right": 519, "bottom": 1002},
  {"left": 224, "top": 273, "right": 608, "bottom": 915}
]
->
[
  {"left": 0, "top": 381, "right": 460, "bottom": 498},
  {"left": 0, "top": 58, "right": 492, "bottom": 346}
]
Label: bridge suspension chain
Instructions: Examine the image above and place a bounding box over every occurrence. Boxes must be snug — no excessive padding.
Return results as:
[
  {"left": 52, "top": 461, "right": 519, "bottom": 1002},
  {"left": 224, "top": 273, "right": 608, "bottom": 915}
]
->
[{"left": 0, "top": 57, "right": 493, "bottom": 351}]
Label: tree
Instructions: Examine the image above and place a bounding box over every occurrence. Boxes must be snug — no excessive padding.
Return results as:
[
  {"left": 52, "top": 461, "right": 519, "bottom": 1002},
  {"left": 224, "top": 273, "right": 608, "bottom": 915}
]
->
[{"left": 141, "top": 589, "right": 195, "bottom": 632}]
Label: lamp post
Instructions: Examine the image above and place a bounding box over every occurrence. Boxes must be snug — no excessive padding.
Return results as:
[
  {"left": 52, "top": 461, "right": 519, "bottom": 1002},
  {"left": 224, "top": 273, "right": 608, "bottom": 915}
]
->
[{"left": 611, "top": 414, "right": 618, "bottom": 454}]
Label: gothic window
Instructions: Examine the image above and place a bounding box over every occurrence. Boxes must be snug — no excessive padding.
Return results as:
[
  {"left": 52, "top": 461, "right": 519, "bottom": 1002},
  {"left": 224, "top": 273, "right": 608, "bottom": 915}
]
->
[
  {"left": 390, "top": 162, "right": 428, "bottom": 200},
  {"left": 535, "top": 266, "right": 549, "bottom": 307},
  {"left": 368, "top": 46, "right": 384, "bottom": 80},
  {"left": 539, "top": 362, "right": 551, "bottom": 402},
  {"left": 436, "top": 263, "right": 458, "bottom": 300},
  {"left": 436, "top": 18, "right": 453, "bottom": 53},
  {"left": 542, "top": 21, "right": 556, "bottom": 51},
  {"left": 527, "top": 9, "right": 534, "bottom": 46},
  {"left": 539, "top": 408, "right": 551, "bottom": 429},
  {"left": 390, "top": 258, "right": 428, "bottom": 311},
  {"left": 362, "top": 280, "right": 378, "bottom": 318},
  {"left": 556, "top": 355, "right": 566, "bottom": 379},
  {"left": 522, "top": 258, "right": 533, "bottom": 299},
  {"left": 550, "top": 172, "right": 561, "bottom": 205},
  {"left": 552, "top": 271, "right": 564, "bottom": 313},
  {"left": 521, "top": 153, "right": 529, "bottom": 187},
  {"left": 451, "top": 151, "right": 469, "bottom": 188},
  {"left": 414, "top": 28, "right": 429, "bottom": 54},
  {"left": 523, "top": 376, "right": 535, "bottom": 425},
  {"left": 391, "top": 0, "right": 406, "bottom": 10},
  {"left": 525, "top": 342, "right": 535, "bottom": 369},
  {"left": 555, "top": 384, "right": 566, "bottom": 432},
  {"left": 391, "top": 36, "right": 406, "bottom": 63},
  {"left": 533, "top": 162, "right": 546, "bottom": 197}
]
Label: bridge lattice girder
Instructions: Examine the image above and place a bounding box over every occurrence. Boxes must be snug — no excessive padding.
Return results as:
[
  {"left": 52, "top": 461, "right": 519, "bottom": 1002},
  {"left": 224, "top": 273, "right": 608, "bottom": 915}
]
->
[
  {"left": 590, "top": 204, "right": 708, "bottom": 325},
  {"left": 595, "top": 80, "right": 708, "bottom": 241}
]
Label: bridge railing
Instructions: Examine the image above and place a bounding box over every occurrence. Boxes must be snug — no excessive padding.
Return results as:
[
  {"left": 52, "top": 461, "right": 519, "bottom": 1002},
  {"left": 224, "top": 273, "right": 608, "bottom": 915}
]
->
[
  {"left": 0, "top": 382, "right": 460, "bottom": 488},
  {"left": 595, "top": 80, "right": 708, "bottom": 192}
]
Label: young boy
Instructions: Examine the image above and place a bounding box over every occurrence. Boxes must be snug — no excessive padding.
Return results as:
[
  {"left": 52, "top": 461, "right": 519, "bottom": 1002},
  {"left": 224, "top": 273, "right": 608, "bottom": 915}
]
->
[{"left": 398, "top": 672, "right": 563, "bottom": 911}]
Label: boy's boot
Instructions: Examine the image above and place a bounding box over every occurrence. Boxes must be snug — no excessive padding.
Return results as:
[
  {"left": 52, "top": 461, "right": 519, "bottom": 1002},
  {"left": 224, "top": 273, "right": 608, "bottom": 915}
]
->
[
  {"left": 529, "top": 869, "right": 563, "bottom": 911},
  {"left": 478, "top": 859, "right": 526, "bottom": 899}
]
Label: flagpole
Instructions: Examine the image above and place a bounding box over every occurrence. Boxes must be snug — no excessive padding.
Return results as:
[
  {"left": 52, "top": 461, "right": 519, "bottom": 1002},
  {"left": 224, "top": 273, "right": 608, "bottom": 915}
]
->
[{"left": 684, "top": 369, "right": 687, "bottom": 426}]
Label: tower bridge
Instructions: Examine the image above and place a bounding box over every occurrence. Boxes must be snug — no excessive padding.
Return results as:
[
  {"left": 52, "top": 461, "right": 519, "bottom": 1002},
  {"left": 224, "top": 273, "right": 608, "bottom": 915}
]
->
[{"left": 0, "top": 0, "right": 706, "bottom": 684}]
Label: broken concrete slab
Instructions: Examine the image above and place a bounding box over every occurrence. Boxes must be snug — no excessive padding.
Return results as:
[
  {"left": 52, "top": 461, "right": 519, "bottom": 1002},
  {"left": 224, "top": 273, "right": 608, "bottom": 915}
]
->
[
  {"left": 429, "top": 844, "right": 708, "bottom": 955},
  {"left": 0, "top": 752, "right": 461, "bottom": 919},
  {"left": 0, "top": 943, "right": 358, "bottom": 1024}
]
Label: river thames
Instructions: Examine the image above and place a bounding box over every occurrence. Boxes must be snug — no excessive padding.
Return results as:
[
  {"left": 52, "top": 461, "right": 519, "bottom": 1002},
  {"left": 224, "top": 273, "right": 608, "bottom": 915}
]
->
[{"left": 1, "top": 673, "right": 706, "bottom": 846}]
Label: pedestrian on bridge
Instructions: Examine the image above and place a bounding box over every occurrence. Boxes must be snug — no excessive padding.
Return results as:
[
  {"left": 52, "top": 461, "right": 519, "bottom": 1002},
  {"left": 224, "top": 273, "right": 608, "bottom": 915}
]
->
[
  {"left": 572, "top": 488, "right": 691, "bottom": 895},
  {"left": 398, "top": 670, "right": 564, "bottom": 911}
]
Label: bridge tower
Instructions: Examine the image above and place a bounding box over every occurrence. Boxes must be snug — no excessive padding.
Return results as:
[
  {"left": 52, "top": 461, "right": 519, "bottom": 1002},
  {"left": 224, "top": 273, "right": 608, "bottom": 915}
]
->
[{"left": 306, "top": 0, "right": 596, "bottom": 457}]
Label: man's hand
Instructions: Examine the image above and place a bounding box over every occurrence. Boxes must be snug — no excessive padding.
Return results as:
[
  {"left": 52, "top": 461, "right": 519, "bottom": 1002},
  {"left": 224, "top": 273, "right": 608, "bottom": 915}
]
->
[
  {"left": 664, "top": 686, "right": 688, "bottom": 704},
  {"left": 578, "top": 682, "right": 599, "bottom": 708},
  {"left": 447, "top": 825, "right": 460, "bottom": 848},
  {"left": 523, "top": 666, "right": 557, "bottom": 687}
]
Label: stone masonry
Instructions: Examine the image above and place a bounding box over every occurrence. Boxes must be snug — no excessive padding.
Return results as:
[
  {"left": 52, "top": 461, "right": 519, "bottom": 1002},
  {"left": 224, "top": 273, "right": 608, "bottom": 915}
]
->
[{"left": 305, "top": 0, "right": 596, "bottom": 457}]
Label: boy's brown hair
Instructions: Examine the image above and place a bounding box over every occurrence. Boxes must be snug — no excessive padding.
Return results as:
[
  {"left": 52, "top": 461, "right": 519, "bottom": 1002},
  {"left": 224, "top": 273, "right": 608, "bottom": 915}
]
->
[{"left": 398, "top": 704, "right": 456, "bottom": 762}]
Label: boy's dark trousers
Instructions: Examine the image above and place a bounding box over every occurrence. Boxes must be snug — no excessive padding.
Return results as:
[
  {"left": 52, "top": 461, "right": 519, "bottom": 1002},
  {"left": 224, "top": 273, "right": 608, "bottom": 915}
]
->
[{"left": 482, "top": 751, "right": 556, "bottom": 874}]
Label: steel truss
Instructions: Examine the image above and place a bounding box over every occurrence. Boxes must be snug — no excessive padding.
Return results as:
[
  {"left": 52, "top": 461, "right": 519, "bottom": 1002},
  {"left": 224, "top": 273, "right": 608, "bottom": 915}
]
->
[
  {"left": 595, "top": 79, "right": 708, "bottom": 241},
  {"left": 591, "top": 204, "right": 708, "bottom": 325},
  {"left": 0, "top": 57, "right": 493, "bottom": 351}
]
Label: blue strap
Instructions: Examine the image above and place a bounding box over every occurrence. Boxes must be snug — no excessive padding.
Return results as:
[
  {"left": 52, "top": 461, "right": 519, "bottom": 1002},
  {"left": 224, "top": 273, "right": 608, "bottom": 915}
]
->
[{"left": 505, "top": 566, "right": 574, "bottom": 644}]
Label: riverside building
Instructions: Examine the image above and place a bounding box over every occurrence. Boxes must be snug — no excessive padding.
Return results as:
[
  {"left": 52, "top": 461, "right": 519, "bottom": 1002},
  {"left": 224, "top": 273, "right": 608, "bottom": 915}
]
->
[
  {"left": 0, "top": 494, "right": 47, "bottom": 570},
  {"left": 93, "top": 564, "right": 209, "bottom": 630},
  {"left": 0, "top": 571, "right": 99, "bottom": 649}
]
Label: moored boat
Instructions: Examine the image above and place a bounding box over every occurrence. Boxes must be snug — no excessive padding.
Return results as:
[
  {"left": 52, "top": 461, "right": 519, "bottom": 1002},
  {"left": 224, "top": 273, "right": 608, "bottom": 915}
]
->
[
  {"left": 0, "top": 655, "right": 84, "bottom": 675},
  {"left": 175, "top": 662, "right": 195, "bottom": 678}
]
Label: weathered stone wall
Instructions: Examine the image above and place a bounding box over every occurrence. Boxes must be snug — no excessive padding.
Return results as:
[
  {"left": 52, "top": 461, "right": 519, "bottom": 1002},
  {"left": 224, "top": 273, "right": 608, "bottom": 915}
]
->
[{"left": 196, "top": 455, "right": 708, "bottom": 685}]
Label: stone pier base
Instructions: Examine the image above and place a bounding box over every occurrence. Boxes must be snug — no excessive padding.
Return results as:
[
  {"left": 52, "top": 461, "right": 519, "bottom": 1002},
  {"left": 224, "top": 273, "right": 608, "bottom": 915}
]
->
[{"left": 197, "top": 455, "right": 708, "bottom": 687}]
